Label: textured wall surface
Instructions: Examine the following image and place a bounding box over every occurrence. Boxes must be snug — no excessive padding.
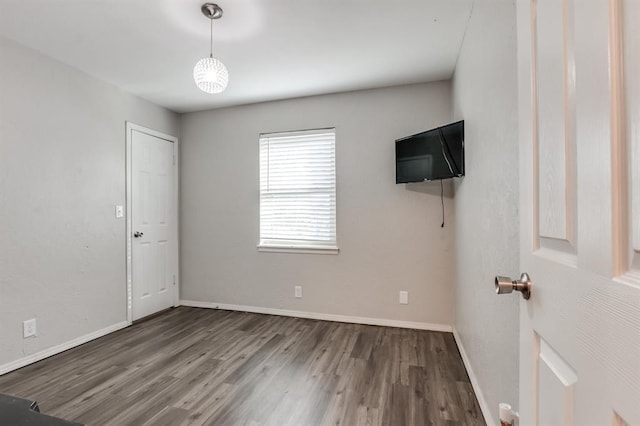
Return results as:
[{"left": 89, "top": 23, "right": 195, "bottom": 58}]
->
[
  {"left": 0, "top": 36, "right": 179, "bottom": 368},
  {"left": 452, "top": 0, "right": 520, "bottom": 422},
  {"left": 180, "top": 82, "right": 457, "bottom": 326}
]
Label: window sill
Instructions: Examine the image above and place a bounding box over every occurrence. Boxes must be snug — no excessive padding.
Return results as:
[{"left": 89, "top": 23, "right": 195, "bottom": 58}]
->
[{"left": 257, "top": 244, "right": 339, "bottom": 255}]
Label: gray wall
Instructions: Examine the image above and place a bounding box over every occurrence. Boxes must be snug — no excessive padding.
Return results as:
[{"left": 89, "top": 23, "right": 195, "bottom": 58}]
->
[
  {"left": 180, "top": 82, "right": 456, "bottom": 327},
  {"left": 0, "top": 36, "right": 180, "bottom": 368},
  {"left": 452, "top": 0, "right": 520, "bottom": 422}
]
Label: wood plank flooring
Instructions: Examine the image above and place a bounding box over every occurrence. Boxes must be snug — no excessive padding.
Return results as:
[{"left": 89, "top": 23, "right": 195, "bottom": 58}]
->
[{"left": 0, "top": 307, "right": 485, "bottom": 425}]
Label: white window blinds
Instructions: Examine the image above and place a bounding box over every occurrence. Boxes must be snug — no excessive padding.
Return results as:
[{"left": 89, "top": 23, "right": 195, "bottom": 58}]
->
[{"left": 259, "top": 129, "right": 337, "bottom": 251}]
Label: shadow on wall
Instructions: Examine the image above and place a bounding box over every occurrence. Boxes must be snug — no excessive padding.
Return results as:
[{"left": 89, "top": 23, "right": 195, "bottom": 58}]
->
[{"left": 405, "top": 178, "right": 456, "bottom": 198}]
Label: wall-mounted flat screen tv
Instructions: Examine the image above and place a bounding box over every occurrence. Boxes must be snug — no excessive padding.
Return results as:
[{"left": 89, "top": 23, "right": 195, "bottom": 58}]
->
[{"left": 395, "top": 120, "right": 465, "bottom": 183}]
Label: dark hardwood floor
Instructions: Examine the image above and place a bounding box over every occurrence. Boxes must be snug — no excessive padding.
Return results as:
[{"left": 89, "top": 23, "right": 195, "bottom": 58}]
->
[{"left": 0, "top": 307, "right": 485, "bottom": 425}]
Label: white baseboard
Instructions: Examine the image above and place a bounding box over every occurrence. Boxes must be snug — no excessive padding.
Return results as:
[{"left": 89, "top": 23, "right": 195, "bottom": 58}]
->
[
  {"left": 453, "top": 328, "right": 493, "bottom": 426},
  {"left": 0, "top": 321, "right": 129, "bottom": 376},
  {"left": 179, "top": 300, "right": 452, "bottom": 332}
]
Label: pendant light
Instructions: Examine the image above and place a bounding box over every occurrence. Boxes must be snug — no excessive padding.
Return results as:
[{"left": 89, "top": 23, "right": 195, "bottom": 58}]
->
[{"left": 193, "top": 3, "right": 228, "bottom": 94}]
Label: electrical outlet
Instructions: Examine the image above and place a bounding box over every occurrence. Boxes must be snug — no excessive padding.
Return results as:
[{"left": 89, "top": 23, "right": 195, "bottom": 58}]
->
[
  {"left": 399, "top": 291, "right": 409, "bottom": 305},
  {"left": 23, "top": 318, "right": 37, "bottom": 338},
  {"left": 295, "top": 286, "right": 303, "bottom": 298}
]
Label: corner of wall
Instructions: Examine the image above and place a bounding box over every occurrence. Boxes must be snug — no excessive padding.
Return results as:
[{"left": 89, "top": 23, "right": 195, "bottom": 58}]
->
[{"left": 451, "top": 0, "right": 520, "bottom": 420}]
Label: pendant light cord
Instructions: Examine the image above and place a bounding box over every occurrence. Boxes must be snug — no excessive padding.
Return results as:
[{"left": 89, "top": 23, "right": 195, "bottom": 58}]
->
[{"left": 209, "top": 18, "right": 213, "bottom": 58}]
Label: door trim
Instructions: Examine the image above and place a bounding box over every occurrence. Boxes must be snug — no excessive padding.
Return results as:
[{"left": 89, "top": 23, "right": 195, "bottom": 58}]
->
[{"left": 125, "top": 122, "right": 179, "bottom": 325}]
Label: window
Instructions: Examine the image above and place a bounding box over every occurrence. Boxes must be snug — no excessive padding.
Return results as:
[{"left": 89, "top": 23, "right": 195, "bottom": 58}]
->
[{"left": 259, "top": 128, "right": 337, "bottom": 253}]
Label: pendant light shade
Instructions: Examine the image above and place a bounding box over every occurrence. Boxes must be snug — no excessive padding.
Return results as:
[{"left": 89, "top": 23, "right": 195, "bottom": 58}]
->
[
  {"left": 194, "top": 3, "right": 228, "bottom": 94},
  {"left": 193, "top": 56, "right": 228, "bottom": 94}
]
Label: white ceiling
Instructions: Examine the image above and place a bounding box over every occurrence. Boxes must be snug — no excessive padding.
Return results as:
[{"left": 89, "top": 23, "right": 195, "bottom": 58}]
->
[{"left": 0, "top": 0, "right": 473, "bottom": 113}]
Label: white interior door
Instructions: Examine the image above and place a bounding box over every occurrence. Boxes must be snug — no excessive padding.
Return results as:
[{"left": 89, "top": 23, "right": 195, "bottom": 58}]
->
[
  {"left": 130, "top": 126, "right": 178, "bottom": 321},
  {"left": 516, "top": 0, "right": 640, "bottom": 424}
]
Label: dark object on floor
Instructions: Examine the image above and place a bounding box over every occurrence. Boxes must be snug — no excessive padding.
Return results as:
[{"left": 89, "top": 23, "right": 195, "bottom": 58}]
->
[{"left": 0, "top": 393, "right": 83, "bottom": 425}]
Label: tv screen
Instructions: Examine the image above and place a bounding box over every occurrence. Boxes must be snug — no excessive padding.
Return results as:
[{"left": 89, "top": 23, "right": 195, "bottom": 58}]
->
[{"left": 395, "top": 120, "right": 465, "bottom": 183}]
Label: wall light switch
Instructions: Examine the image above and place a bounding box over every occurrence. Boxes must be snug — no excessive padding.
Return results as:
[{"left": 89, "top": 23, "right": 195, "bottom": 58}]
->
[
  {"left": 399, "top": 291, "right": 409, "bottom": 305},
  {"left": 115, "top": 205, "right": 124, "bottom": 218}
]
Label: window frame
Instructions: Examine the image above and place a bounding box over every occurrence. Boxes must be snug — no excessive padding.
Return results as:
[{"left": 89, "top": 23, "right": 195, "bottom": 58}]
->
[{"left": 257, "top": 128, "right": 338, "bottom": 255}]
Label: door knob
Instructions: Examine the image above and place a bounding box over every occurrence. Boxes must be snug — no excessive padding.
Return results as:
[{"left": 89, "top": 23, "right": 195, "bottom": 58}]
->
[
  {"left": 495, "top": 273, "right": 532, "bottom": 300},
  {"left": 133, "top": 231, "right": 144, "bottom": 238}
]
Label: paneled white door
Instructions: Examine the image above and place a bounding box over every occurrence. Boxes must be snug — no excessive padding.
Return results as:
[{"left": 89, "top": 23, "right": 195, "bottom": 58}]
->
[
  {"left": 516, "top": 0, "right": 640, "bottom": 424},
  {"left": 131, "top": 127, "right": 177, "bottom": 321}
]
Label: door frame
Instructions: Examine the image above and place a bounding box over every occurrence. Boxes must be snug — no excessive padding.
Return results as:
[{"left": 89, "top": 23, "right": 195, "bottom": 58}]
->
[{"left": 125, "top": 122, "right": 179, "bottom": 324}]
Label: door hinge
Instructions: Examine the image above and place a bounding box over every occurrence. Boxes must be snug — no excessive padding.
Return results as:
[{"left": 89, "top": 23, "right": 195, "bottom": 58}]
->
[
  {"left": 173, "top": 275, "right": 176, "bottom": 286},
  {"left": 173, "top": 152, "right": 176, "bottom": 166}
]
